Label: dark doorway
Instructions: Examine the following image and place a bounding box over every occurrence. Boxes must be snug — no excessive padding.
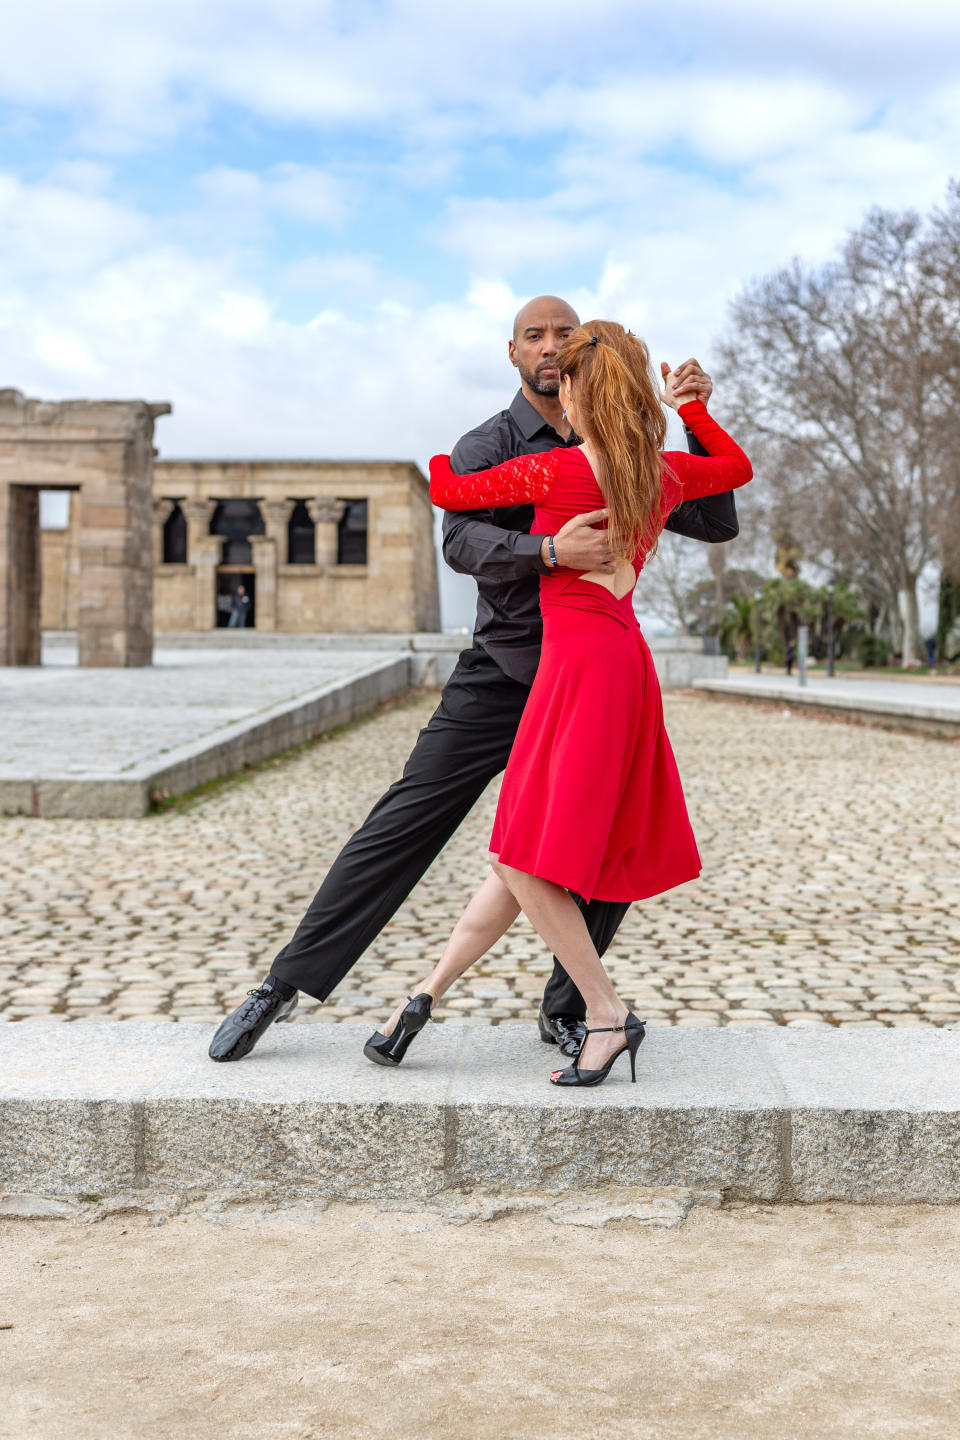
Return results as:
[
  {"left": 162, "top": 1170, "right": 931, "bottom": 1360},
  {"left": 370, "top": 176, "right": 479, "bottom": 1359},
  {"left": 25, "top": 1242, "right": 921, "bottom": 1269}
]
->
[
  {"left": 287, "top": 499, "right": 315, "bottom": 564},
  {"left": 337, "top": 498, "right": 368, "bottom": 565},
  {"left": 216, "top": 568, "right": 256, "bottom": 628},
  {"left": 162, "top": 501, "right": 187, "bottom": 564},
  {"left": 7, "top": 485, "right": 42, "bottom": 664}
]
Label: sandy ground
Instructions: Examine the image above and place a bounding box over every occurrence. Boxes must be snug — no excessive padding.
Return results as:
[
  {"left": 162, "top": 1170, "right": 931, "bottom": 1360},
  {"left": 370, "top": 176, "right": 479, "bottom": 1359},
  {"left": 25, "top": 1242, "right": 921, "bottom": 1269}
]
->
[{"left": 1, "top": 1204, "right": 959, "bottom": 1440}]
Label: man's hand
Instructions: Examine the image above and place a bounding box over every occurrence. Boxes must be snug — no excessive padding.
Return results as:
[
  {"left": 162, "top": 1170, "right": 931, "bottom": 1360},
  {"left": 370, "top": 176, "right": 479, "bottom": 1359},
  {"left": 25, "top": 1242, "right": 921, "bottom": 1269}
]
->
[
  {"left": 660, "top": 358, "right": 713, "bottom": 409},
  {"left": 541, "top": 509, "right": 615, "bottom": 571}
]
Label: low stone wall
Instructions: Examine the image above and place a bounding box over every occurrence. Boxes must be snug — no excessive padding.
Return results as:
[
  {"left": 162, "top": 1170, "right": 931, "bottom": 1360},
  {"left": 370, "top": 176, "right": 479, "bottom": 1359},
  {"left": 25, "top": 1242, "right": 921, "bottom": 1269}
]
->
[
  {"left": 70, "top": 630, "right": 726, "bottom": 690},
  {"left": 2, "top": 1022, "right": 958, "bottom": 1209}
]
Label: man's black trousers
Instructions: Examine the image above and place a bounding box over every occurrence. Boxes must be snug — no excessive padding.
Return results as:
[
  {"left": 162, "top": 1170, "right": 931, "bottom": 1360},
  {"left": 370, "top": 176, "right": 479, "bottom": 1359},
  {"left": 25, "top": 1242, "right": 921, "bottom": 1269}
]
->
[{"left": 270, "top": 646, "right": 630, "bottom": 1017}]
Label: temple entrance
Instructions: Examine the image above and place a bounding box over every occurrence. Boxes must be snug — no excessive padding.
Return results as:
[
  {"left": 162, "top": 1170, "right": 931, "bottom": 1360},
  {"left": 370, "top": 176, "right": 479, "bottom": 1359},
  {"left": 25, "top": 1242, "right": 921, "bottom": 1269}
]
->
[
  {"left": 1, "top": 389, "right": 170, "bottom": 667},
  {"left": 3, "top": 484, "right": 81, "bottom": 664},
  {"left": 5, "top": 485, "right": 42, "bottom": 665},
  {"left": 216, "top": 567, "right": 256, "bottom": 628}
]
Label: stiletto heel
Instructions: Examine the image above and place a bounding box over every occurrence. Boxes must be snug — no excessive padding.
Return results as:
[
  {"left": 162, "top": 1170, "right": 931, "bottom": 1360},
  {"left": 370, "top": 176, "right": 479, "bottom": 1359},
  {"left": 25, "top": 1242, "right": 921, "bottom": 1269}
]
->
[
  {"left": 363, "top": 993, "right": 433, "bottom": 1067},
  {"left": 627, "top": 1021, "right": 643, "bottom": 1083},
  {"left": 550, "top": 1011, "right": 645, "bottom": 1088}
]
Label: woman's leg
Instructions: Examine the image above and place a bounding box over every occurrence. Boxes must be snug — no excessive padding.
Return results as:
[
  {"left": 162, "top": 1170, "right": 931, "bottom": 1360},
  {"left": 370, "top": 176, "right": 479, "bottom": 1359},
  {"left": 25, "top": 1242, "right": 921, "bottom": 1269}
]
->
[
  {"left": 492, "top": 860, "right": 631, "bottom": 1072},
  {"left": 378, "top": 869, "right": 521, "bottom": 1035}
]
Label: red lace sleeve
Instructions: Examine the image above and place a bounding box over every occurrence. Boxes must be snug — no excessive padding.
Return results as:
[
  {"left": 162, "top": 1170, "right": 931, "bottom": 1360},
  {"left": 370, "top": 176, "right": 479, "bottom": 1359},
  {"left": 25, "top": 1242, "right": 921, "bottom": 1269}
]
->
[
  {"left": 429, "top": 450, "right": 561, "bottom": 510},
  {"left": 661, "top": 401, "right": 752, "bottom": 509}
]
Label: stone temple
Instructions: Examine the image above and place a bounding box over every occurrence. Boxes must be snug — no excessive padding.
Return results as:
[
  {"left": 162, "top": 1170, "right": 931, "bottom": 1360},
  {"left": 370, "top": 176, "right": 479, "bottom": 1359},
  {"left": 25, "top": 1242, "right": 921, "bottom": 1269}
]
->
[{"left": 2, "top": 389, "right": 440, "bottom": 665}]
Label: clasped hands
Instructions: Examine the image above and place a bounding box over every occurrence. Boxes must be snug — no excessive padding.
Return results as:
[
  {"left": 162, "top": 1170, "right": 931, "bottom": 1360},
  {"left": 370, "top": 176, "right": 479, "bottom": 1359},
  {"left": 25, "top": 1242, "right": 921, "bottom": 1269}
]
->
[{"left": 540, "top": 356, "right": 712, "bottom": 573}]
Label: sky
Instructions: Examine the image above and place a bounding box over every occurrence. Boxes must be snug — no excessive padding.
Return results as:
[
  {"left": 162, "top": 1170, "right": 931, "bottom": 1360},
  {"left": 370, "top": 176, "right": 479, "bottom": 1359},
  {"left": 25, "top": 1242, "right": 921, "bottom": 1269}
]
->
[{"left": 3, "top": 0, "right": 960, "bottom": 627}]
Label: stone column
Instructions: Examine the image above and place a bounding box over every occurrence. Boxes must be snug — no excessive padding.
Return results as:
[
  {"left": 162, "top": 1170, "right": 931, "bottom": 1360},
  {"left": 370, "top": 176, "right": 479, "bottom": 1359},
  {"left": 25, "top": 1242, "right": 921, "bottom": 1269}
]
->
[
  {"left": 250, "top": 535, "right": 277, "bottom": 631},
  {"left": 182, "top": 498, "right": 218, "bottom": 632},
  {"left": 307, "top": 498, "right": 346, "bottom": 570},
  {"left": 261, "top": 498, "right": 296, "bottom": 561}
]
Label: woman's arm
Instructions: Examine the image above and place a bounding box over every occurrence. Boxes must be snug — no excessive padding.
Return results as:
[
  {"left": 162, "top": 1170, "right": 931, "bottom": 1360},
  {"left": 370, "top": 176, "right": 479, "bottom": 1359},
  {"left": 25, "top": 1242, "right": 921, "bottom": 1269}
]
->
[
  {"left": 429, "top": 449, "right": 561, "bottom": 511},
  {"left": 664, "top": 399, "right": 740, "bottom": 541},
  {"left": 661, "top": 401, "right": 752, "bottom": 505},
  {"left": 441, "top": 430, "right": 551, "bottom": 579}
]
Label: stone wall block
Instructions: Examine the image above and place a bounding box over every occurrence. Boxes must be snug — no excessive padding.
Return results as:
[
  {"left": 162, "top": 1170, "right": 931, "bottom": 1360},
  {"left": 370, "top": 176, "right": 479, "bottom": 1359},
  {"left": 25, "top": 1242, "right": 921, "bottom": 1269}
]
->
[
  {"left": 144, "top": 1099, "right": 447, "bottom": 1200},
  {"left": 0, "top": 1100, "right": 142, "bottom": 1194}
]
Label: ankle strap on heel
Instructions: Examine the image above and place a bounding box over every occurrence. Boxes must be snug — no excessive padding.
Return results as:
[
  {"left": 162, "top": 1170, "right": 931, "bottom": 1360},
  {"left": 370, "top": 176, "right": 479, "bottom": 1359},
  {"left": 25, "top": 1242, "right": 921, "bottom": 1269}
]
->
[{"left": 584, "top": 1020, "right": 644, "bottom": 1035}]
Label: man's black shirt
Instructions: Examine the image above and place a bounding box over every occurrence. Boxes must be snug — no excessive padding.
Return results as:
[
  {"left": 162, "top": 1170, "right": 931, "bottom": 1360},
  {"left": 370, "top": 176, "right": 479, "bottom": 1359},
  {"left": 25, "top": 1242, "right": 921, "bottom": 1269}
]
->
[{"left": 443, "top": 389, "right": 740, "bottom": 687}]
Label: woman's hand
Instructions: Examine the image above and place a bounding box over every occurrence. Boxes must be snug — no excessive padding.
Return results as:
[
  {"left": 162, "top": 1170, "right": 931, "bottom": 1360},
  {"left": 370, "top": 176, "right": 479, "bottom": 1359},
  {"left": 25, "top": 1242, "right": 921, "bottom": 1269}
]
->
[{"left": 660, "top": 358, "right": 713, "bottom": 410}]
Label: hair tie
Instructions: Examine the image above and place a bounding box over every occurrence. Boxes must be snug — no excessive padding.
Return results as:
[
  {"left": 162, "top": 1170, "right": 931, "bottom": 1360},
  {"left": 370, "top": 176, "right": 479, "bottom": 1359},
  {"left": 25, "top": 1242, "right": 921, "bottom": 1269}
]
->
[{"left": 589, "top": 335, "right": 598, "bottom": 346}]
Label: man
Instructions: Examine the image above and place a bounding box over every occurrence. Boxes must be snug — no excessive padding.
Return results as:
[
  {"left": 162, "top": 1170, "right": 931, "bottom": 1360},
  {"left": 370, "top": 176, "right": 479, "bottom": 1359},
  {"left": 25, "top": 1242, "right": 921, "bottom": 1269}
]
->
[
  {"left": 208, "top": 295, "right": 737, "bottom": 1063},
  {"left": 228, "top": 583, "right": 251, "bottom": 628}
]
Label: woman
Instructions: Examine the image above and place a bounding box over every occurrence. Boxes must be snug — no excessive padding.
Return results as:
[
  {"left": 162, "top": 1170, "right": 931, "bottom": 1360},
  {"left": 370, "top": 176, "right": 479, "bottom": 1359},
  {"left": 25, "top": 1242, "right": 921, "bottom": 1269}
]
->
[{"left": 365, "top": 322, "right": 752, "bottom": 1086}]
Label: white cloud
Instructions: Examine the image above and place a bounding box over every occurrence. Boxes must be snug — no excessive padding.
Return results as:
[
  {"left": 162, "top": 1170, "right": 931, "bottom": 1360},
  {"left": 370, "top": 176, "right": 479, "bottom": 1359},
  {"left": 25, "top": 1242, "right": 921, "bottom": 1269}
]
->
[
  {"left": 195, "top": 164, "right": 351, "bottom": 230},
  {"left": 440, "top": 196, "right": 610, "bottom": 271},
  {"left": 0, "top": 173, "right": 148, "bottom": 278},
  {"left": 528, "top": 76, "right": 861, "bottom": 166},
  {"left": 33, "top": 328, "right": 103, "bottom": 379},
  {"left": 3, "top": 1, "right": 958, "bottom": 152}
]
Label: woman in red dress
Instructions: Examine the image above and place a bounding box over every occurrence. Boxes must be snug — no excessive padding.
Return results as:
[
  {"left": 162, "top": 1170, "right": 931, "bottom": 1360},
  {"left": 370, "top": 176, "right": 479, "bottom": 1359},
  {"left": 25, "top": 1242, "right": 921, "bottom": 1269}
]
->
[{"left": 366, "top": 321, "right": 752, "bottom": 1086}]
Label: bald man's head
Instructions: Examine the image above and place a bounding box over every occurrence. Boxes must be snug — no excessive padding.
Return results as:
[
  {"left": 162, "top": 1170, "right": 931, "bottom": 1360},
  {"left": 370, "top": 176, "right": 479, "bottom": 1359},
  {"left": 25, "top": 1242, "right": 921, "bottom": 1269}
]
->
[
  {"left": 509, "top": 296, "right": 580, "bottom": 397},
  {"left": 512, "top": 295, "right": 580, "bottom": 341}
]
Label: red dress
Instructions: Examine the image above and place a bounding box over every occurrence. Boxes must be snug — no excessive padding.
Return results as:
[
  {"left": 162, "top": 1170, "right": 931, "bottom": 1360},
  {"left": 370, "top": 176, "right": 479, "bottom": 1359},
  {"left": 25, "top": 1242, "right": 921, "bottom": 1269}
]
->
[{"left": 430, "top": 401, "right": 752, "bottom": 903}]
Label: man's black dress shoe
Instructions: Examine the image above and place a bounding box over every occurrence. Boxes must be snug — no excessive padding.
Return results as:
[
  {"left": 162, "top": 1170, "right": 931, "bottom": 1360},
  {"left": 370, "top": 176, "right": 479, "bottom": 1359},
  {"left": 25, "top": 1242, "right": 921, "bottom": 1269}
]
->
[
  {"left": 537, "top": 1008, "right": 587, "bottom": 1058},
  {"left": 208, "top": 982, "right": 298, "bottom": 1062}
]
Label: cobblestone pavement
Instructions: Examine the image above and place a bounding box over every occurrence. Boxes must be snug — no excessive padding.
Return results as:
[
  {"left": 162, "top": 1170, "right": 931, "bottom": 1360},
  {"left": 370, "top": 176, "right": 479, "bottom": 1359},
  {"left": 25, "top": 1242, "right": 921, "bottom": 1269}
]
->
[{"left": 1, "top": 692, "right": 958, "bottom": 1030}]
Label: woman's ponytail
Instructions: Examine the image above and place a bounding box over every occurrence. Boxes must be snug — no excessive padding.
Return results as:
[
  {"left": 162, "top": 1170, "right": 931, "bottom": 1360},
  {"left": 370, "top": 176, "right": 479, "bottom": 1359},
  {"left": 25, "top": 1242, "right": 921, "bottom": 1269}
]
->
[{"left": 556, "top": 321, "right": 667, "bottom": 560}]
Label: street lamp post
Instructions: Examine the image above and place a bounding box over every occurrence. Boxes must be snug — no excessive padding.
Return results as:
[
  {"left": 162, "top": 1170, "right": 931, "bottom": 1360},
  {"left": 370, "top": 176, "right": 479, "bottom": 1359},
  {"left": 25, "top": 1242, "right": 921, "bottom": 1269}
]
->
[
  {"left": 826, "top": 580, "right": 836, "bottom": 678},
  {"left": 754, "top": 588, "right": 762, "bottom": 674},
  {"left": 699, "top": 595, "right": 708, "bottom": 654}
]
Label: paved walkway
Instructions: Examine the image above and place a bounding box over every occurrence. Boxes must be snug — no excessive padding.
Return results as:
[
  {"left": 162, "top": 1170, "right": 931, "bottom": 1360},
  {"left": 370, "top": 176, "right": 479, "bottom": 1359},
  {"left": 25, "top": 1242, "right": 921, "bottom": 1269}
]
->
[
  {"left": 0, "top": 638, "right": 405, "bottom": 780},
  {"left": 698, "top": 671, "right": 960, "bottom": 727},
  {"left": 0, "top": 691, "right": 958, "bottom": 1028}
]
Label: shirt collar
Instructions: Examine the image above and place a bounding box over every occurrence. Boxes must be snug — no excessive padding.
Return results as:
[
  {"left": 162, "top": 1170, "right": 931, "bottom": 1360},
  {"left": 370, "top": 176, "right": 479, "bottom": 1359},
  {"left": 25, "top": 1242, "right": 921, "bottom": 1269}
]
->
[{"left": 508, "top": 389, "right": 565, "bottom": 443}]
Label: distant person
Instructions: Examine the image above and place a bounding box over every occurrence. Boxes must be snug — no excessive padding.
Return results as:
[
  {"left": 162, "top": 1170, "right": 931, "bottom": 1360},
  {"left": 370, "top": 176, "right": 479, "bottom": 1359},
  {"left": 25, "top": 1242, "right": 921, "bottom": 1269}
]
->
[
  {"left": 785, "top": 639, "right": 796, "bottom": 676},
  {"left": 925, "top": 635, "right": 937, "bottom": 669},
  {"left": 208, "top": 295, "right": 741, "bottom": 1067},
  {"left": 228, "top": 584, "right": 250, "bottom": 629}
]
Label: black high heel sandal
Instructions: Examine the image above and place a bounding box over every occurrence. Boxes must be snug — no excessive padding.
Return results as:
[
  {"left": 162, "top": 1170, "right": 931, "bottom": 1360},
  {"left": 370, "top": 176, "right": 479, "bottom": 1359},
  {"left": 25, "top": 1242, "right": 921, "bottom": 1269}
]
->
[
  {"left": 363, "top": 993, "right": 433, "bottom": 1067},
  {"left": 549, "top": 1012, "right": 645, "bottom": 1087}
]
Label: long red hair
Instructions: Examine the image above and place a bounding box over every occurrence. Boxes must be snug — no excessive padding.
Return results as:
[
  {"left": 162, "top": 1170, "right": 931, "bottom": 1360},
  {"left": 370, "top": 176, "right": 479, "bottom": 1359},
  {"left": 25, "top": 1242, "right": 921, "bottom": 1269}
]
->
[{"left": 556, "top": 321, "right": 667, "bottom": 559}]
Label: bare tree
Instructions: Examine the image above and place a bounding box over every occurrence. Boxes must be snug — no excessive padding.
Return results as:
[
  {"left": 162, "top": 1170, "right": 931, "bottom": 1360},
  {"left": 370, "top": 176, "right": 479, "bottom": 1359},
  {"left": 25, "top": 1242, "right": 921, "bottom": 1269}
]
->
[
  {"left": 635, "top": 530, "right": 709, "bottom": 633},
  {"left": 716, "top": 186, "right": 959, "bottom": 666},
  {"left": 929, "top": 183, "right": 960, "bottom": 594}
]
